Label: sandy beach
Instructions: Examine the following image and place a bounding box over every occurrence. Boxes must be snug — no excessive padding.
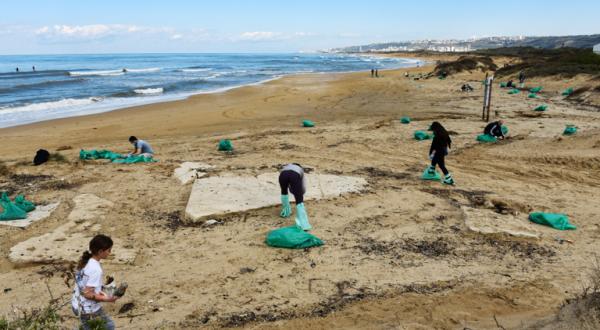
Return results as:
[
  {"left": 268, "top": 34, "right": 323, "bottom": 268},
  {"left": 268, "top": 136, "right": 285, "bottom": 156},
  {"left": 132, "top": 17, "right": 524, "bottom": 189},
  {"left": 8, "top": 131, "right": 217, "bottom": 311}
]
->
[{"left": 1, "top": 55, "right": 600, "bottom": 329}]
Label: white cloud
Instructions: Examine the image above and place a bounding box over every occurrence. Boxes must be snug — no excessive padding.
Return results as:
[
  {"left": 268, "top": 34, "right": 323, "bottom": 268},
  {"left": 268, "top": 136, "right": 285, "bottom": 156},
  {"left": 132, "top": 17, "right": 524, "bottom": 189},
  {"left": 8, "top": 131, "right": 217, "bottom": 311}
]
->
[
  {"left": 171, "top": 34, "right": 183, "bottom": 40},
  {"left": 238, "top": 31, "right": 285, "bottom": 41},
  {"left": 33, "top": 24, "right": 179, "bottom": 42}
]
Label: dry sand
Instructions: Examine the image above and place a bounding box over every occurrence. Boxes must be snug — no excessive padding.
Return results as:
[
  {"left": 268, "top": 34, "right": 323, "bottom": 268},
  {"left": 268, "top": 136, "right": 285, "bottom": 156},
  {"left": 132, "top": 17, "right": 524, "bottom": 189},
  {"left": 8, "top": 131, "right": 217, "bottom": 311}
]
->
[{"left": 1, "top": 56, "right": 600, "bottom": 329}]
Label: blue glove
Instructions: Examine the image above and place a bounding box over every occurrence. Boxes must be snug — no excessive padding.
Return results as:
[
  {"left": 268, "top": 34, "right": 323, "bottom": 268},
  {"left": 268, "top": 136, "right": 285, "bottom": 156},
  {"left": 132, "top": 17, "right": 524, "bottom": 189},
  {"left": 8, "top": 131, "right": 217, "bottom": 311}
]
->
[
  {"left": 295, "top": 203, "right": 312, "bottom": 231},
  {"left": 280, "top": 195, "right": 292, "bottom": 218}
]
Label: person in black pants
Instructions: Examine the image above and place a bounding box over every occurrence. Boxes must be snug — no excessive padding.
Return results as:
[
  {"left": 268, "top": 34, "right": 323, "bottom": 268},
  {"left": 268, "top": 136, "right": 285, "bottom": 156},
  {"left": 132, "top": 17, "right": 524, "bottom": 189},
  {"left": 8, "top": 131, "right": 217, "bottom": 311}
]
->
[
  {"left": 484, "top": 120, "right": 505, "bottom": 139},
  {"left": 427, "top": 122, "right": 454, "bottom": 185},
  {"left": 279, "top": 163, "right": 312, "bottom": 231}
]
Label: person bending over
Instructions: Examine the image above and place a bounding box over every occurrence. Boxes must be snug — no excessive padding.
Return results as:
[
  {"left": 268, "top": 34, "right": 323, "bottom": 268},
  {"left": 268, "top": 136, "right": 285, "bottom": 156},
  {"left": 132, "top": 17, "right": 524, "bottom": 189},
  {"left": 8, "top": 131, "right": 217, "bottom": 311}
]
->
[
  {"left": 484, "top": 120, "right": 505, "bottom": 140},
  {"left": 128, "top": 136, "right": 154, "bottom": 158},
  {"left": 279, "top": 163, "right": 312, "bottom": 231},
  {"left": 427, "top": 122, "right": 454, "bottom": 185}
]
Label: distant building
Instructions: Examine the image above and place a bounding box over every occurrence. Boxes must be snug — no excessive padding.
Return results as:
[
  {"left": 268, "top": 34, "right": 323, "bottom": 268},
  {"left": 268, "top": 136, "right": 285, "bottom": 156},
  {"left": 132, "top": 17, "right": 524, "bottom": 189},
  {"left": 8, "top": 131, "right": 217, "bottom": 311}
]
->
[{"left": 594, "top": 43, "right": 600, "bottom": 55}]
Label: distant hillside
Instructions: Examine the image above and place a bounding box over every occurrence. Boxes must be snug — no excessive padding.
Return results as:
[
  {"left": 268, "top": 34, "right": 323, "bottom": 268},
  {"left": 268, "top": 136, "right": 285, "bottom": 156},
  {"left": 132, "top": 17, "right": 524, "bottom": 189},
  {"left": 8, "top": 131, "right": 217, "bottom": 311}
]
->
[{"left": 331, "top": 34, "right": 600, "bottom": 53}]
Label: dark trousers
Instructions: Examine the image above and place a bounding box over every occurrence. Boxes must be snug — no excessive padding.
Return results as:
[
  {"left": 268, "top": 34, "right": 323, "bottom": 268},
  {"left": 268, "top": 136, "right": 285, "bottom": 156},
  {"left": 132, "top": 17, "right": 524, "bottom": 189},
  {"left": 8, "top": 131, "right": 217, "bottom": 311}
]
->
[
  {"left": 279, "top": 170, "right": 304, "bottom": 204},
  {"left": 431, "top": 153, "right": 449, "bottom": 176}
]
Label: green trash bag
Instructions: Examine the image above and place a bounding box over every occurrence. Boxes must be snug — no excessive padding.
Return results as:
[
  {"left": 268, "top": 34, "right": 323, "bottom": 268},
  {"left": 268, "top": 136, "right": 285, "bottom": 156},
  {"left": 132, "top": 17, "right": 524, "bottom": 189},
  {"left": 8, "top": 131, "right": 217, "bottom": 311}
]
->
[
  {"left": 530, "top": 86, "right": 543, "bottom": 93},
  {"left": 111, "top": 155, "right": 156, "bottom": 164},
  {"left": 528, "top": 93, "right": 538, "bottom": 99},
  {"left": 80, "top": 149, "right": 123, "bottom": 161},
  {"left": 14, "top": 195, "right": 35, "bottom": 212},
  {"left": 562, "top": 88, "right": 574, "bottom": 96},
  {"left": 302, "top": 120, "right": 315, "bottom": 127},
  {"left": 534, "top": 104, "right": 548, "bottom": 111},
  {"left": 508, "top": 89, "right": 520, "bottom": 95},
  {"left": 529, "top": 212, "right": 576, "bottom": 230},
  {"left": 0, "top": 192, "right": 27, "bottom": 221},
  {"left": 414, "top": 130, "right": 432, "bottom": 141},
  {"left": 218, "top": 139, "right": 233, "bottom": 151},
  {"left": 499, "top": 82, "right": 507, "bottom": 88},
  {"left": 265, "top": 226, "right": 324, "bottom": 249},
  {"left": 563, "top": 125, "right": 577, "bottom": 135},
  {"left": 477, "top": 134, "right": 497, "bottom": 143},
  {"left": 421, "top": 167, "right": 441, "bottom": 181},
  {"left": 400, "top": 116, "right": 411, "bottom": 124},
  {"left": 501, "top": 125, "right": 509, "bottom": 135}
]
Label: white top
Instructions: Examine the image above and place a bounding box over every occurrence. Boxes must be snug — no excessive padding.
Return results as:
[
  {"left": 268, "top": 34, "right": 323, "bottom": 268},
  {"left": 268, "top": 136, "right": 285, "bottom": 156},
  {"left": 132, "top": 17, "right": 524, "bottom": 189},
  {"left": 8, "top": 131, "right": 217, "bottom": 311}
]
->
[{"left": 72, "top": 258, "right": 103, "bottom": 314}]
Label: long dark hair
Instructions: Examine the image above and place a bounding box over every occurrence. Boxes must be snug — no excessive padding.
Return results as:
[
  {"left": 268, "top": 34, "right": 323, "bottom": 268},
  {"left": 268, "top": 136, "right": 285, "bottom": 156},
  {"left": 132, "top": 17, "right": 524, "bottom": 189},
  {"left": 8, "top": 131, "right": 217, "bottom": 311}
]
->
[
  {"left": 430, "top": 121, "right": 450, "bottom": 143},
  {"left": 77, "top": 234, "right": 113, "bottom": 270}
]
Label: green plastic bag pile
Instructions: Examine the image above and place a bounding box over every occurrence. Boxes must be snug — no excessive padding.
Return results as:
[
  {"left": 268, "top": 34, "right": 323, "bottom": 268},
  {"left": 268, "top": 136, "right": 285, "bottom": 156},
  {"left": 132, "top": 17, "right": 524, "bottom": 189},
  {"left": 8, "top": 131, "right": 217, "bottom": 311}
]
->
[
  {"left": 302, "top": 120, "right": 315, "bottom": 127},
  {"left": 562, "top": 88, "right": 574, "bottom": 96},
  {"left": 0, "top": 192, "right": 36, "bottom": 221},
  {"left": 218, "top": 139, "right": 233, "bottom": 151},
  {"left": 534, "top": 104, "right": 548, "bottom": 112},
  {"left": 477, "top": 134, "right": 497, "bottom": 143},
  {"left": 529, "top": 86, "right": 543, "bottom": 93},
  {"left": 421, "top": 166, "right": 441, "bottom": 181},
  {"left": 265, "top": 226, "right": 324, "bottom": 249},
  {"left": 529, "top": 212, "right": 576, "bottom": 230},
  {"left": 400, "top": 116, "right": 411, "bottom": 124},
  {"left": 112, "top": 155, "right": 155, "bottom": 164},
  {"left": 80, "top": 149, "right": 155, "bottom": 163},
  {"left": 501, "top": 125, "right": 509, "bottom": 135},
  {"left": 499, "top": 82, "right": 507, "bottom": 88},
  {"left": 528, "top": 93, "right": 538, "bottom": 99},
  {"left": 414, "top": 130, "right": 432, "bottom": 141},
  {"left": 508, "top": 89, "right": 520, "bottom": 95},
  {"left": 563, "top": 125, "right": 577, "bottom": 136}
]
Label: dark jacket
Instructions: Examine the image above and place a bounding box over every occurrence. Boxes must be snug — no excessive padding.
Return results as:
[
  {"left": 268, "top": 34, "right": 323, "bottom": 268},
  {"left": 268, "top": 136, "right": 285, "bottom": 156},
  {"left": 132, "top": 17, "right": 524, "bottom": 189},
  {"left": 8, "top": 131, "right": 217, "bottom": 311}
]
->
[
  {"left": 429, "top": 135, "right": 451, "bottom": 155},
  {"left": 484, "top": 122, "right": 504, "bottom": 137}
]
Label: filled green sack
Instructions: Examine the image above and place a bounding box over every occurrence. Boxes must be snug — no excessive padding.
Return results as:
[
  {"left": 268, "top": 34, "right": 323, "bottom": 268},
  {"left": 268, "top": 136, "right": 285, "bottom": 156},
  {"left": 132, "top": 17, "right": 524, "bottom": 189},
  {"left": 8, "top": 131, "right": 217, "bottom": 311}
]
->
[
  {"left": 80, "top": 149, "right": 123, "bottom": 161},
  {"left": 563, "top": 125, "right": 577, "bottom": 135},
  {"left": 265, "top": 226, "right": 324, "bottom": 249},
  {"left": 477, "top": 134, "right": 497, "bottom": 143},
  {"left": 302, "top": 120, "right": 315, "bottom": 127},
  {"left": 111, "top": 155, "right": 156, "bottom": 164},
  {"left": 14, "top": 195, "right": 35, "bottom": 212},
  {"left": 0, "top": 192, "right": 27, "bottom": 221},
  {"left": 530, "top": 86, "right": 543, "bottom": 93},
  {"left": 218, "top": 139, "right": 233, "bottom": 151},
  {"left": 414, "top": 130, "right": 432, "bottom": 141},
  {"left": 562, "top": 88, "right": 574, "bottom": 96},
  {"left": 534, "top": 104, "right": 548, "bottom": 111},
  {"left": 501, "top": 125, "right": 509, "bottom": 135},
  {"left": 508, "top": 89, "right": 520, "bottom": 95},
  {"left": 499, "top": 82, "right": 507, "bottom": 88},
  {"left": 529, "top": 212, "right": 576, "bottom": 230},
  {"left": 421, "top": 167, "right": 441, "bottom": 181},
  {"left": 400, "top": 116, "right": 411, "bottom": 124},
  {"left": 528, "top": 93, "right": 538, "bottom": 99}
]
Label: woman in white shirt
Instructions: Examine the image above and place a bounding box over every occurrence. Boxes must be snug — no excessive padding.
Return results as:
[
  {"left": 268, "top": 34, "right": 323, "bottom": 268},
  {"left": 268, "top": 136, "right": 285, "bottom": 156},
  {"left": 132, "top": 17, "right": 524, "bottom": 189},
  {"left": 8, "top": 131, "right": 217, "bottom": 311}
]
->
[{"left": 72, "top": 235, "right": 119, "bottom": 330}]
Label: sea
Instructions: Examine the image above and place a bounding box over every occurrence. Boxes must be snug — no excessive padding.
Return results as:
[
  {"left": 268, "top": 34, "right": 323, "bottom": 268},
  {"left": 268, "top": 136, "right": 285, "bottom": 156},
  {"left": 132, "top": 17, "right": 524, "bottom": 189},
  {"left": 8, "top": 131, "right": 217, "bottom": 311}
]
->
[{"left": 0, "top": 53, "right": 420, "bottom": 128}]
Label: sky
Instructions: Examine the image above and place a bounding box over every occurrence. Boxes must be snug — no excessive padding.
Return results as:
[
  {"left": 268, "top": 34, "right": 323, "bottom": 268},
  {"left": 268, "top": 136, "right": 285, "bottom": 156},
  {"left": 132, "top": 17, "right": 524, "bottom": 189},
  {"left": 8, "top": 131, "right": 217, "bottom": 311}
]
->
[{"left": 0, "top": 0, "right": 599, "bottom": 54}]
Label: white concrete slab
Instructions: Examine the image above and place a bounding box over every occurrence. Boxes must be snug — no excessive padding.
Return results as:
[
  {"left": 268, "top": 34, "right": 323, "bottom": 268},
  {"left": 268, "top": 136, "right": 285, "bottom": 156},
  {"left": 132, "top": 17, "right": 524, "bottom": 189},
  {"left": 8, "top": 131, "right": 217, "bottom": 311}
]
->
[
  {"left": 173, "top": 162, "right": 214, "bottom": 185},
  {"left": 463, "top": 207, "right": 540, "bottom": 239},
  {"left": 0, "top": 203, "right": 60, "bottom": 228},
  {"left": 185, "top": 172, "right": 367, "bottom": 220},
  {"left": 9, "top": 194, "right": 136, "bottom": 264}
]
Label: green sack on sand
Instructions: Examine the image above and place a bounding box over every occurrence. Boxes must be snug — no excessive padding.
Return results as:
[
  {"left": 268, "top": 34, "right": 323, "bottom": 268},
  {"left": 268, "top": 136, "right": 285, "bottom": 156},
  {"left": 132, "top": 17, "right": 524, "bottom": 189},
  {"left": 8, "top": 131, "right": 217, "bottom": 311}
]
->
[
  {"left": 400, "top": 117, "right": 411, "bottom": 124},
  {"left": 0, "top": 192, "right": 27, "bottom": 221},
  {"left": 562, "top": 88, "right": 574, "bottom": 96},
  {"left": 14, "top": 195, "right": 35, "bottom": 212},
  {"left": 528, "top": 93, "right": 538, "bottom": 99},
  {"left": 421, "top": 167, "right": 441, "bottom": 181},
  {"left": 508, "top": 89, "right": 520, "bottom": 95},
  {"left": 530, "top": 86, "right": 543, "bottom": 93},
  {"left": 414, "top": 130, "right": 431, "bottom": 141},
  {"left": 477, "top": 134, "right": 497, "bottom": 143},
  {"left": 534, "top": 105, "right": 548, "bottom": 111},
  {"left": 80, "top": 149, "right": 123, "bottom": 161},
  {"left": 265, "top": 226, "right": 324, "bottom": 249},
  {"left": 563, "top": 125, "right": 577, "bottom": 135},
  {"left": 501, "top": 125, "right": 509, "bottom": 135},
  {"left": 218, "top": 139, "right": 233, "bottom": 151},
  {"left": 111, "top": 155, "right": 156, "bottom": 164},
  {"left": 302, "top": 120, "right": 315, "bottom": 127},
  {"left": 499, "top": 82, "right": 507, "bottom": 88},
  {"left": 529, "top": 212, "right": 576, "bottom": 230}
]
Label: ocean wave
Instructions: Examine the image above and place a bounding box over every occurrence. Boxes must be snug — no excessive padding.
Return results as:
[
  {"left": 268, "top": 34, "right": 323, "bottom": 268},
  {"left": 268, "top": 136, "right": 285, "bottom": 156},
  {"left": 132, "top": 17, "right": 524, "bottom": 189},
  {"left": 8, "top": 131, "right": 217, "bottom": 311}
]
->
[
  {"left": 126, "top": 67, "right": 160, "bottom": 73},
  {"left": 0, "top": 97, "right": 102, "bottom": 115},
  {"left": 179, "top": 68, "right": 212, "bottom": 72},
  {"left": 0, "top": 78, "right": 86, "bottom": 94},
  {"left": 69, "top": 70, "right": 124, "bottom": 77},
  {"left": 134, "top": 87, "right": 164, "bottom": 95}
]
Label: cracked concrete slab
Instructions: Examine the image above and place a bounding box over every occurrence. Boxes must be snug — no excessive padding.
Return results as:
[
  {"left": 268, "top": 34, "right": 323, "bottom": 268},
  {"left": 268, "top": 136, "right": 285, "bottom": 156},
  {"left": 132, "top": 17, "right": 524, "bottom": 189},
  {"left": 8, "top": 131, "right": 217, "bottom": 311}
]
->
[{"left": 0, "top": 202, "right": 60, "bottom": 228}]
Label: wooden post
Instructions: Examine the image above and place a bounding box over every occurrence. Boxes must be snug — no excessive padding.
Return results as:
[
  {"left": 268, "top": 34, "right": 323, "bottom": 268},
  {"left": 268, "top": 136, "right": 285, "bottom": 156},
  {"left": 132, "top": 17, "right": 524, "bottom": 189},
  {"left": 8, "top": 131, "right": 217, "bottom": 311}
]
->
[
  {"left": 482, "top": 73, "right": 488, "bottom": 121},
  {"left": 482, "top": 74, "right": 494, "bottom": 122},
  {"left": 486, "top": 75, "right": 494, "bottom": 121}
]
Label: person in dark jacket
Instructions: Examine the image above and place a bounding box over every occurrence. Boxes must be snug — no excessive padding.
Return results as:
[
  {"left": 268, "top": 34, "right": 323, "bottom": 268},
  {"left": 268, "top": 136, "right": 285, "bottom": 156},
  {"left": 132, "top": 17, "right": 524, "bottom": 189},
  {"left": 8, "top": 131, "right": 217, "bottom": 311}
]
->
[
  {"left": 484, "top": 120, "right": 505, "bottom": 139},
  {"left": 427, "top": 122, "right": 454, "bottom": 185}
]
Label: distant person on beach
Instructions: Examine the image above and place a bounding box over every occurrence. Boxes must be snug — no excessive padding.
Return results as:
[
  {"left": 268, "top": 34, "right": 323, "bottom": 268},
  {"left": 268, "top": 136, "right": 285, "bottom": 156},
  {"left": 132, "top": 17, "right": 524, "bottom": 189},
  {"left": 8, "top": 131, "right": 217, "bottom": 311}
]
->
[
  {"left": 32, "top": 66, "right": 36, "bottom": 72},
  {"left": 122, "top": 68, "right": 127, "bottom": 73},
  {"left": 72, "top": 234, "right": 119, "bottom": 330},
  {"left": 506, "top": 80, "right": 514, "bottom": 88},
  {"left": 375, "top": 69, "right": 379, "bottom": 77},
  {"left": 484, "top": 120, "right": 505, "bottom": 140},
  {"left": 518, "top": 71, "right": 525, "bottom": 86},
  {"left": 404, "top": 71, "right": 409, "bottom": 78},
  {"left": 15, "top": 67, "right": 19, "bottom": 72},
  {"left": 128, "top": 136, "right": 154, "bottom": 158},
  {"left": 371, "top": 69, "right": 374, "bottom": 77},
  {"left": 427, "top": 122, "right": 454, "bottom": 185},
  {"left": 279, "top": 163, "right": 312, "bottom": 231}
]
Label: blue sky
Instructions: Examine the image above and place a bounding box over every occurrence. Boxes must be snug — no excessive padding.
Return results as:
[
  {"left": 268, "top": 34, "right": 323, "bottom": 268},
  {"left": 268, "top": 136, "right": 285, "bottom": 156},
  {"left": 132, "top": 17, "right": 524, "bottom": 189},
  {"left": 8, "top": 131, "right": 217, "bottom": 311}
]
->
[{"left": 1, "top": 0, "right": 598, "bottom": 54}]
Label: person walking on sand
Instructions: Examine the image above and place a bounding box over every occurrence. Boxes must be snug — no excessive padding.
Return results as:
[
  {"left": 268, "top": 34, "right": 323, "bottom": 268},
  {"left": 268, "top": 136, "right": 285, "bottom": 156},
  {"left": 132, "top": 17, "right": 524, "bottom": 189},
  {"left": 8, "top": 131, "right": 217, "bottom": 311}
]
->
[
  {"left": 371, "top": 69, "right": 374, "bottom": 77},
  {"left": 128, "top": 136, "right": 154, "bottom": 158},
  {"left": 375, "top": 69, "right": 379, "bottom": 78},
  {"left": 279, "top": 163, "right": 312, "bottom": 231},
  {"left": 518, "top": 70, "right": 526, "bottom": 87},
  {"left": 426, "top": 122, "right": 454, "bottom": 185},
  {"left": 71, "top": 235, "right": 119, "bottom": 330}
]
